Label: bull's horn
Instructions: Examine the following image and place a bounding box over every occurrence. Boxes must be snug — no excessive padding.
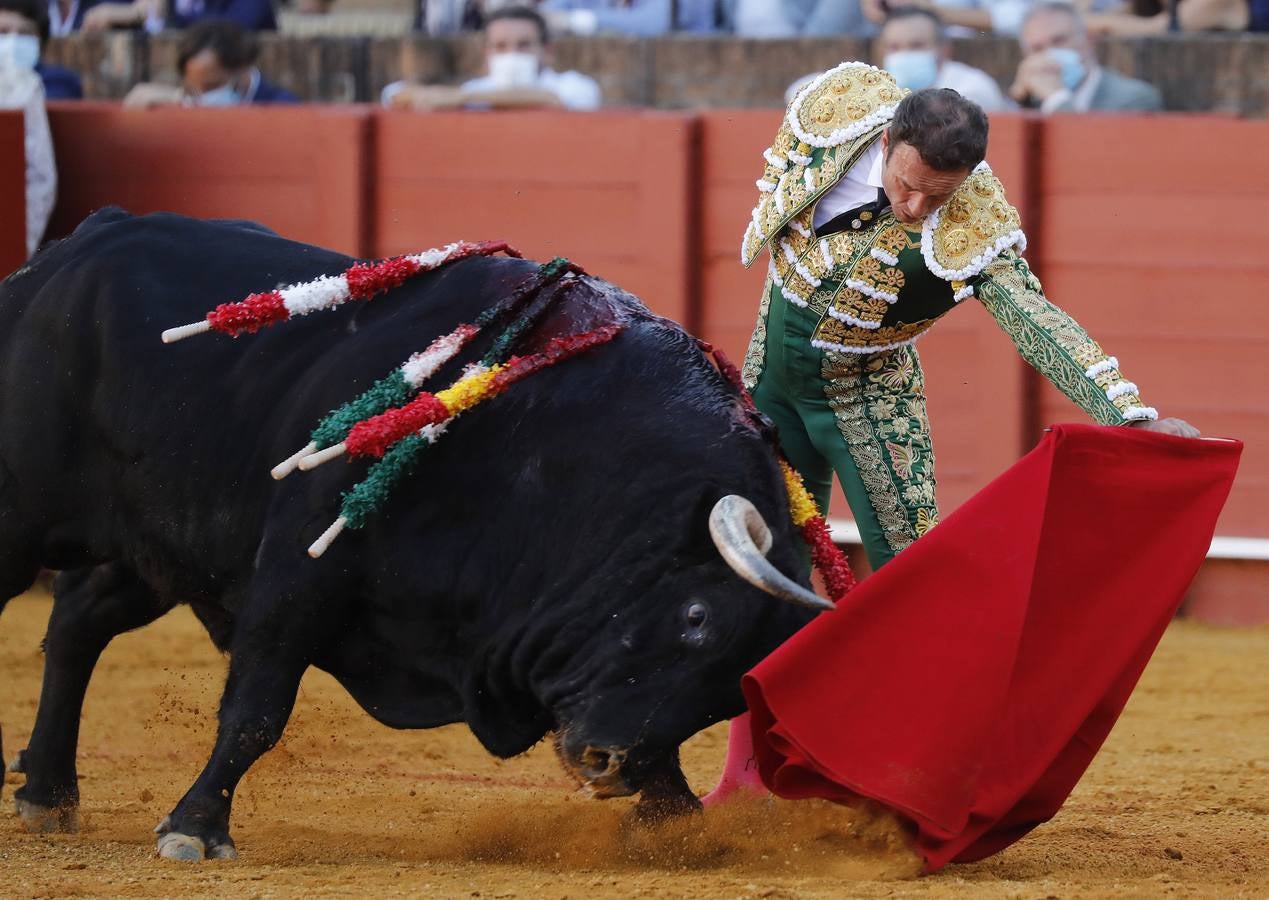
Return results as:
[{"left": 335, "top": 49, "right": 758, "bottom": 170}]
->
[{"left": 709, "top": 495, "right": 834, "bottom": 612}]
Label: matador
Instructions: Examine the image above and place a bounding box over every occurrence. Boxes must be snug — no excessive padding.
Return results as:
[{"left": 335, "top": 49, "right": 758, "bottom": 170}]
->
[{"left": 704, "top": 63, "right": 1198, "bottom": 805}]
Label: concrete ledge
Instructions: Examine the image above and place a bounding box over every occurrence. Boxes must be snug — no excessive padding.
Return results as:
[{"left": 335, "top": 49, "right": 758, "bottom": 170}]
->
[{"left": 827, "top": 518, "right": 1269, "bottom": 626}]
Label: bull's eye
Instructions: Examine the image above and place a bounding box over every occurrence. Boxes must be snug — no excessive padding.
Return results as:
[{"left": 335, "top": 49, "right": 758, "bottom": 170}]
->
[{"left": 686, "top": 602, "right": 709, "bottom": 629}]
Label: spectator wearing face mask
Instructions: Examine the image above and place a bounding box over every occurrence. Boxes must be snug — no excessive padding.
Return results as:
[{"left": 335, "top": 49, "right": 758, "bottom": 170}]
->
[
  {"left": 1010, "top": 1, "right": 1162, "bottom": 113},
  {"left": 874, "top": 7, "right": 1005, "bottom": 109},
  {"left": 122, "top": 18, "right": 297, "bottom": 108},
  {"left": 0, "top": 8, "right": 56, "bottom": 258},
  {"left": 0, "top": 0, "right": 82, "bottom": 98},
  {"left": 384, "top": 6, "right": 601, "bottom": 111},
  {"left": 786, "top": 8, "right": 1006, "bottom": 111}
]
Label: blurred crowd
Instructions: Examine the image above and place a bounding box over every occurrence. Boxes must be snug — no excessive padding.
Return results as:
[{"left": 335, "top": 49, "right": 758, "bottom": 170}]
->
[{"left": 2, "top": 0, "right": 1266, "bottom": 255}]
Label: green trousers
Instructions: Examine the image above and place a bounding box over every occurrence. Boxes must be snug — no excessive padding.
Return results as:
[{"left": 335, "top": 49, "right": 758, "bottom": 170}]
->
[{"left": 749, "top": 282, "right": 940, "bottom": 570}]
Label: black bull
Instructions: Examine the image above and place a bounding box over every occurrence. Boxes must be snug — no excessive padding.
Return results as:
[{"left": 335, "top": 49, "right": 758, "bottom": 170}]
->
[{"left": 0, "top": 209, "right": 821, "bottom": 860}]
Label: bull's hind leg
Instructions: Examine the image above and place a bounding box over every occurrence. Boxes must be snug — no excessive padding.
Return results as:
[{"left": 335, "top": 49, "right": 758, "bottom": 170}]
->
[
  {"left": 12, "top": 564, "right": 173, "bottom": 832},
  {"left": 155, "top": 578, "right": 340, "bottom": 862}
]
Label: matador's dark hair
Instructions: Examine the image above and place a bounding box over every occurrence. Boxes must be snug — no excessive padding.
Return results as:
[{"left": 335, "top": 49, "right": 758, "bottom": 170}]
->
[{"left": 887, "top": 88, "right": 989, "bottom": 173}]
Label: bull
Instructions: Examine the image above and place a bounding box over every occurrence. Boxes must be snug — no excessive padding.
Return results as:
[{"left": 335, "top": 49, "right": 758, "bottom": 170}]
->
[{"left": 0, "top": 209, "right": 827, "bottom": 861}]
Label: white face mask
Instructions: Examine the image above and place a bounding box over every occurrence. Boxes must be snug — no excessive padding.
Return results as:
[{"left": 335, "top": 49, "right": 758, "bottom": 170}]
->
[
  {"left": 883, "top": 49, "right": 939, "bottom": 92},
  {"left": 0, "top": 33, "right": 40, "bottom": 71},
  {"left": 195, "top": 81, "right": 242, "bottom": 106},
  {"left": 487, "top": 51, "right": 539, "bottom": 89}
]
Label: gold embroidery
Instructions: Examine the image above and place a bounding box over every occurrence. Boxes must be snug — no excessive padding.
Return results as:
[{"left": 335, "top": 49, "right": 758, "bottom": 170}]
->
[
  {"left": 929, "top": 169, "right": 1022, "bottom": 275},
  {"left": 821, "top": 346, "right": 937, "bottom": 555},
  {"left": 874, "top": 224, "right": 911, "bottom": 255},
  {"left": 976, "top": 253, "right": 1147, "bottom": 423},
  {"left": 832, "top": 288, "right": 890, "bottom": 326},
  {"left": 741, "top": 277, "right": 773, "bottom": 390},
  {"left": 853, "top": 255, "right": 905, "bottom": 292},
  {"left": 815, "top": 315, "right": 935, "bottom": 350},
  {"left": 792, "top": 67, "right": 907, "bottom": 144}
]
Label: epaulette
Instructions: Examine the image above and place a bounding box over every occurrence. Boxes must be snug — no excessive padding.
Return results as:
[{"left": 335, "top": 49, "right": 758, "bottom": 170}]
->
[
  {"left": 920, "top": 163, "right": 1026, "bottom": 285},
  {"left": 742, "top": 62, "right": 906, "bottom": 269}
]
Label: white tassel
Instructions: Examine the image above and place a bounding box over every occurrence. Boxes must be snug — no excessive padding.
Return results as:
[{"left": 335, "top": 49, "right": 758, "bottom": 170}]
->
[
  {"left": 298, "top": 442, "right": 347, "bottom": 471},
  {"left": 308, "top": 517, "right": 347, "bottom": 558},
  {"left": 161, "top": 321, "right": 211, "bottom": 343},
  {"left": 271, "top": 442, "right": 318, "bottom": 480}
]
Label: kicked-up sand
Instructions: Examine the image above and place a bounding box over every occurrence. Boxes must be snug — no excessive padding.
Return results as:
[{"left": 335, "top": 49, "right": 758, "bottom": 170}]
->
[{"left": 1, "top": 590, "right": 1266, "bottom": 898}]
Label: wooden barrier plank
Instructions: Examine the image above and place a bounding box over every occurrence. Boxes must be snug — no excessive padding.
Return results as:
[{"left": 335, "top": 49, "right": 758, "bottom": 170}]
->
[
  {"left": 45, "top": 103, "right": 372, "bottom": 257},
  {"left": 0, "top": 110, "right": 25, "bottom": 278},
  {"left": 372, "top": 110, "right": 697, "bottom": 326},
  {"left": 1033, "top": 115, "right": 1269, "bottom": 538}
]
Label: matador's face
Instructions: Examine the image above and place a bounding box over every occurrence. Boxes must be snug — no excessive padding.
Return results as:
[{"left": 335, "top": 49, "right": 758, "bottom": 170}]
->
[{"left": 881, "top": 130, "right": 971, "bottom": 225}]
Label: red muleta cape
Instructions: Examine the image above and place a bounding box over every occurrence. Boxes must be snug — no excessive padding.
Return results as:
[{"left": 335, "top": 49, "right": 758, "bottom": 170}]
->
[{"left": 741, "top": 424, "right": 1241, "bottom": 871}]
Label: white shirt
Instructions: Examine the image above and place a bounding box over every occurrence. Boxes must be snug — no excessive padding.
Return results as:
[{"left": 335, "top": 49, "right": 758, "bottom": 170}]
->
[
  {"left": 381, "top": 68, "right": 602, "bottom": 111},
  {"left": 0, "top": 65, "right": 56, "bottom": 258},
  {"left": 47, "top": 0, "right": 80, "bottom": 36},
  {"left": 936, "top": 60, "right": 1008, "bottom": 113},
  {"left": 811, "top": 139, "right": 885, "bottom": 231},
  {"left": 460, "top": 68, "right": 602, "bottom": 111}
]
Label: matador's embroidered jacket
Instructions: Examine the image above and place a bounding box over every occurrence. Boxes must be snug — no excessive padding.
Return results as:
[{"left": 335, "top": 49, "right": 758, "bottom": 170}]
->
[{"left": 739, "top": 61, "right": 1157, "bottom": 426}]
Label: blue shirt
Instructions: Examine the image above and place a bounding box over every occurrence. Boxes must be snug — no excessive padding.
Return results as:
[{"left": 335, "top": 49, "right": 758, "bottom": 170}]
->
[
  {"left": 36, "top": 62, "right": 84, "bottom": 100},
  {"left": 168, "top": 0, "right": 277, "bottom": 31}
]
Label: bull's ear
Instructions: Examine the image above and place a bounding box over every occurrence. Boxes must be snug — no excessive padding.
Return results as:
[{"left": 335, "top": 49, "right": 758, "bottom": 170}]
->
[{"left": 461, "top": 658, "right": 553, "bottom": 759}]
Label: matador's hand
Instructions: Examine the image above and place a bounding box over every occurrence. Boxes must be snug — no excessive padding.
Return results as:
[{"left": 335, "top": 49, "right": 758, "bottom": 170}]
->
[{"left": 1128, "top": 417, "right": 1201, "bottom": 438}]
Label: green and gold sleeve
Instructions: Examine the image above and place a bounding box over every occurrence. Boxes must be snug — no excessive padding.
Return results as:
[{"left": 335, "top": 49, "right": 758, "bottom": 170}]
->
[{"left": 972, "top": 252, "right": 1158, "bottom": 426}]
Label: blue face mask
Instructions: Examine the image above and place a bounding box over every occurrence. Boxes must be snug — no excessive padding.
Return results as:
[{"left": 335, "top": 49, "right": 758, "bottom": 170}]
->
[
  {"left": 195, "top": 81, "right": 242, "bottom": 107},
  {"left": 1046, "top": 47, "right": 1086, "bottom": 91},
  {"left": 0, "top": 33, "right": 40, "bottom": 71},
  {"left": 883, "top": 49, "right": 939, "bottom": 92}
]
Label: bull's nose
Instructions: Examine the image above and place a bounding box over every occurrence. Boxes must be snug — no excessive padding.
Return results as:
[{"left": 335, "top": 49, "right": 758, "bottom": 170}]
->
[{"left": 578, "top": 745, "right": 626, "bottom": 781}]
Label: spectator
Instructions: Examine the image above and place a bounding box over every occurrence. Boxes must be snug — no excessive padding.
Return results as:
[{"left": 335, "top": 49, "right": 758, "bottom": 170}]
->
[
  {"left": 77, "top": 0, "right": 276, "bottom": 32},
  {"left": 77, "top": 0, "right": 156, "bottom": 32},
  {"left": 861, "top": 0, "right": 1032, "bottom": 34},
  {"left": 0, "top": 0, "right": 83, "bottom": 98},
  {"left": 1010, "top": 1, "right": 1162, "bottom": 112},
  {"left": 122, "top": 18, "right": 297, "bottom": 107},
  {"left": 166, "top": 0, "right": 277, "bottom": 31},
  {"left": 1084, "top": 0, "right": 1251, "bottom": 34},
  {"left": 0, "top": 25, "right": 56, "bottom": 257},
  {"left": 45, "top": 0, "right": 111, "bottom": 34},
  {"left": 724, "top": 0, "right": 870, "bottom": 36},
  {"left": 875, "top": 7, "right": 1006, "bottom": 109},
  {"left": 415, "top": 0, "right": 524, "bottom": 34},
  {"left": 540, "top": 0, "right": 722, "bottom": 35},
  {"left": 385, "top": 5, "right": 601, "bottom": 110}
]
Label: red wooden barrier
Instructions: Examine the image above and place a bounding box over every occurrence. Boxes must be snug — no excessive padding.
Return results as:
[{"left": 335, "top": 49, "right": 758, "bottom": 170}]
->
[
  {"left": 371, "top": 110, "right": 698, "bottom": 325},
  {"left": 44, "top": 103, "right": 372, "bottom": 256},
  {"left": 696, "top": 110, "right": 1038, "bottom": 524},
  {"left": 1033, "top": 115, "right": 1269, "bottom": 539},
  {"left": 0, "top": 110, "right": 25, "bottom": 278}
]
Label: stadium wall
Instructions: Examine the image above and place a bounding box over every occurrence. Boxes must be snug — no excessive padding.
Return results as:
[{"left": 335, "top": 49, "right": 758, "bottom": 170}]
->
[{"left": 29, "top": 104, "right": 1269, "bottom": 622}]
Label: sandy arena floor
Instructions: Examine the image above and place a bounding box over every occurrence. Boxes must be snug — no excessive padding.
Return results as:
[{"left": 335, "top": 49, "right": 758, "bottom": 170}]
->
[{"left": 1, "top": 590, "right": 1266, "bottom": 898}]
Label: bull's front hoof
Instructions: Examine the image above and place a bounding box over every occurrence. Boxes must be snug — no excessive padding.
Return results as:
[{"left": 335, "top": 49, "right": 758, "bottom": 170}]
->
[
  {"left": 157, "top": 832, "right": 206, "bottom": 862},
  {"left": 155, "top": 819, "right": 239, "bottom": 862},
  {"left": 626, "top": 787, "right": 704, "bottom": 827},
  {"left": 14, "top": 796, "right": 79, "bottom": 833}
]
